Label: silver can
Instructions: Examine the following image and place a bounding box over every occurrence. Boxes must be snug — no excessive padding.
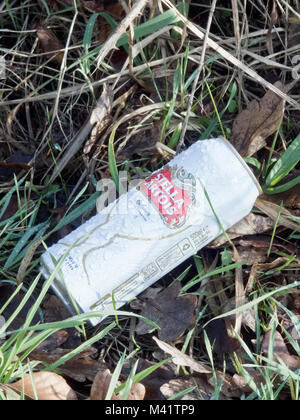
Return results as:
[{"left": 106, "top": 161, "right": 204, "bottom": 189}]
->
[{"left": 40, "top": 138, "right": 261, "bottom": 325}]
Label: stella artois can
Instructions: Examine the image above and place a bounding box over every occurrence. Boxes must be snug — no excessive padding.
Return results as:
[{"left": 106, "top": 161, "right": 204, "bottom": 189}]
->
[{"left": 40, "top": 138, "right": 261, "bottom": 325}]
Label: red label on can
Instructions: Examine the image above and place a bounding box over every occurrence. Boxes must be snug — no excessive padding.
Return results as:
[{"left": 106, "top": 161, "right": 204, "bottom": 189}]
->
[{"left": 140, "top": 166, "right": 195, "bottom": 228}]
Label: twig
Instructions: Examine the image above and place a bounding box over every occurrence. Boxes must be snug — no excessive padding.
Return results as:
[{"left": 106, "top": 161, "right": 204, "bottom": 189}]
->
[
  {"left": 47, "top": 84, "right": 114, "bottom": 184},
  {"left": 96, "top": 0, "right": 149, "bottom": 68}
]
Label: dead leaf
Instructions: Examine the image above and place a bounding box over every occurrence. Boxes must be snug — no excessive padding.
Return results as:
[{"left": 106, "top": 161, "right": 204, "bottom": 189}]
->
[
  {"left": 42, "top": 294, "right": 74, "bottom": 322},
  {"left": 209, "top": 213, "right": 274, "bottom": 247},
  {"left": 230, "top": 81, "right": 285, "bottom": 157},
  {"left": 154, "top": 337, "right": 243, "bottom": 398},
  {"left": 12, "top": 372, "right": 77, "bottom": 400},
  {"left": 97, "top": 2, "right": 125, "bottom": 44},
  {"left": 160, "top": 376, "right": 228, "bottom": 400},
  {"left": 117, "top": 120, "right": 163, "bottom": 159},
  {"left": 122, "top": 358, "right": 176, "bottom": 399},
  {"left": 90, "top": 369, "right": 113, "bottom": 400},
  {"left": 30, "top": 347, "right": 106, "bottom": 382},
  {"left": 34, "top": 330, "right": 69, "bottom": 352},
  {"left": 261, "top": 330, "right": 300, "bottom": 371},
  {"left": 223, "top": 298, "right": 256, "bottom": 332},
  {"left": 36, "top": 26, "right": 64, "bottom": 64},
  {"left": 90, "top": 368, "right": 145, "bottom": 400},
  {"left": 234, "top": 245, "right": 267, "bottom": 265},
  {"left": 83, "top": 83, "right": 114, "bottom": 155},
  {"left": 131, "top": 282, "right": 197, "bottom": 342},
  {"left": 204, "top": 319, "right": 240, "bottom": 354},
  {"left": 254, "top": 197, "right": 300, "bottom": 231},
  {"left": 232, "top": 368, "right": 264, "bottom": 392},
  {"left": 153, "top": 336, "right": 212, "bottom": 374},
  {"left": 238, "top": 236, "right": 296, "bottom": 255}
]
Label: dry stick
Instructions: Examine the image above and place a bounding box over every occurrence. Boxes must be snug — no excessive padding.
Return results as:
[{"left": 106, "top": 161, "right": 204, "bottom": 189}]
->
[
  {"left": 47, "top": 83, "right": 113, "bottom": 184},
  {"left": 279, "top": 0, "right": 300, "bottom": 18},
  {"left": 176, "top": 0, "right": 217, "bottom": 153},
  {"left": 233, "top": 246, "right": 244, "bottom": 335},
  {"left": 161, "top": 0, "right": 300, "bottom": 110},
  {"left": 231, "top": 0, "right": 243, "bottom": 111},
  {"left": 96, "top": 0, "right": 149, "bottom": 68}
]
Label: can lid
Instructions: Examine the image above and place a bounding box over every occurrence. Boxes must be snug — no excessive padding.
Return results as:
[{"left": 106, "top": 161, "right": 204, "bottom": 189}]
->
[{"left": 218, "top": 136, "right": 263, "bottom": 196}]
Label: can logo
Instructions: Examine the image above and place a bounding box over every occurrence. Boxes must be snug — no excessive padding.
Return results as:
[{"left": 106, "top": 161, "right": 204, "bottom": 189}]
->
[{"left": 140, "top": 165, "right": 196, "bottom": 229}]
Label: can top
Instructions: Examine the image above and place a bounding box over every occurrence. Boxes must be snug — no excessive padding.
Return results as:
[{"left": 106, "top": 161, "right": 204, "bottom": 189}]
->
[{"left": 218, "top": 137, "right": 263, "bottom": 196}]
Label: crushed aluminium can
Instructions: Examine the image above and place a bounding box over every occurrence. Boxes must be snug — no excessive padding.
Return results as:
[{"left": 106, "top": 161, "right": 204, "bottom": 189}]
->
[{"left": 40, "top": 138, "right": 261, "bottom": 325}]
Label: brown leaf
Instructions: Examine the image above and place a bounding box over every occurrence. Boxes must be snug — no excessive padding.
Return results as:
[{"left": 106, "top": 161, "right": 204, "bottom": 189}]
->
[
  {"left": 30, "top": 347, "right": 105, "bottom": 382},
  {"left": 90, "top": 368, "right": 145, "bottom": 401},
  {"left": 90, "top": 369, "right": 114, "bottom": 400},
  {"left": 223, "top": 298, "right": 256, "bottom": 332},
  {"left": 204, "top": 319, "right": 241, "bottom": 354},
  {"left": 230, "top": 81, "right": 285, "bottom": 157},
  {"left": 116, "top": 120, "right": 163, "bottom": 159},
  {"left": 160, "top": 376, "right": 226, "bottom": 400},
  {"left": 36, "top": 26, "right": 64, "bottom": 64},
  {"left": 233, "top": 245, "right": 267, "bottom": 265},
  {"left": 42, "top": 294, "right": 74, "bottom": 322},
  {"left": 97, "top": 3, "right": 125, "bottom": 44},
  {"left": 131, "top": 282, "right": 197, "bottom": 342},
  {"left": 12, "top": 372, "right": 77, "bottom": 400},
  {"left": 122, "top": 359, "right": 175, "bottom": 399},
  {"left": 209, "top": 213, "right": 274, "bottom": 247},
  {"left": 34, "top": 330, "right": 69, "bottom": 352},
  {"left": 153, "top": 336, "right": 212, "bottom": 374},
  {"left": 254, "top": 197, "right": 300, "bottom": 231},
  {"left": 261, "top": 330, "right": 300, "bottom": 371}
]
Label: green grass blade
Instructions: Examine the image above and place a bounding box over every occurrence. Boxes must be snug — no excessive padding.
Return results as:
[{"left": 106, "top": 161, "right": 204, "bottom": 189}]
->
[
  {"left": 116, "top": 9, "right": 179, "bottom": 47},
  {"left": 265, "top": 133, "right": 300, "bottom": 187}
]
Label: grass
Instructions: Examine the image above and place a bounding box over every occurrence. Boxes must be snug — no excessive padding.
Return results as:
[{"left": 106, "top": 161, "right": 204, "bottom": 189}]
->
[{"left": 0, "top": 0, "right": 300, "bottom": 400}]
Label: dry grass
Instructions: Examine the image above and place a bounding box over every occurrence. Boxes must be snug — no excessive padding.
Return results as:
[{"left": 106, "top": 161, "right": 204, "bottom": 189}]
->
[{"left": 0, "top": 0, "right": 300, "bottom": 400}]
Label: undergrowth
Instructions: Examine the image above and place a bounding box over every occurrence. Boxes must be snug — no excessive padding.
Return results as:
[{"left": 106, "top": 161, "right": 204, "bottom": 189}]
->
[{"left": 0, "top": 0, "right": 300, "bottom": 400}]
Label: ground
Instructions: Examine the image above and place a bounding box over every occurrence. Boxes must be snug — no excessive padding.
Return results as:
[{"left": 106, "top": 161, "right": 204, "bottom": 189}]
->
[{"left": 0, "top": 0, "right": 300, "bottom": 401}]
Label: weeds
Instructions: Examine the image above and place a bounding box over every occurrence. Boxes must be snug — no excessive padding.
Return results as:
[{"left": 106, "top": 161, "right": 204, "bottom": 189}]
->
[{"left": 0, "top": 0, "right": 300, "bottom": 401}]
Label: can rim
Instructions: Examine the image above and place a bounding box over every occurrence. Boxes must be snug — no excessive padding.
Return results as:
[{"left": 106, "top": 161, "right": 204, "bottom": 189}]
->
[{"left": 218, "top": 136, "right": 263, "bottom": 196}]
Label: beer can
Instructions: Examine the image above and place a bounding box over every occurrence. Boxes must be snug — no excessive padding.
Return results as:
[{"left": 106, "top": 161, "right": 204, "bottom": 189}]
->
[{"left": 40, "top": 138, "right": 261, "bottom": 325}]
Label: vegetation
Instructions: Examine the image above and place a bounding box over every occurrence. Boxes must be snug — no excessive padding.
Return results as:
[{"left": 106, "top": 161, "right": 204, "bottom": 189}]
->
[{"left": 0, "top": 0, "right": 300, "bottom": 400}]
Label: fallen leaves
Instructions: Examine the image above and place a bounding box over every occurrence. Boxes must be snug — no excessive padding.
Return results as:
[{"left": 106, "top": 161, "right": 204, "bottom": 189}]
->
[
  {"left": 11, "top": 372, "right": 77, "bottom": 400},
  {"left": 262, "top": 330, "right": 300, "bottom": 371},
  {"left": 230, "top": 81, "right": 285, "bottom": 157},
  {"left": 131, "top": 282, "right": 198, "bottom": 342},
  {"left": 153, "top": 336, "right": 212, "bottom": 374},
  {"left": 90, "top": 369, "right": 145, "bottom": 401},
  {"left": 153, "top": 337, "right": 243, "bottom": 399}
]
